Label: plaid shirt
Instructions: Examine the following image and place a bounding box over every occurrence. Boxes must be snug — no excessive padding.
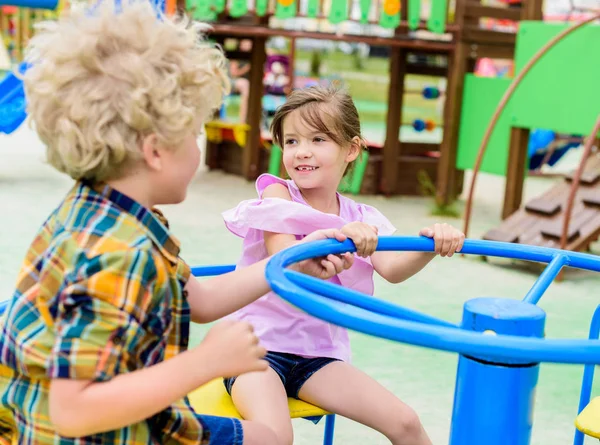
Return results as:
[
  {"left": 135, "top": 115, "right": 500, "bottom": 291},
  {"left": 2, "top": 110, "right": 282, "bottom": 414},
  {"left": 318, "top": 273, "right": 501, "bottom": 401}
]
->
[{"left": 0, "top": 181, "right": 209, "bottom": 444}]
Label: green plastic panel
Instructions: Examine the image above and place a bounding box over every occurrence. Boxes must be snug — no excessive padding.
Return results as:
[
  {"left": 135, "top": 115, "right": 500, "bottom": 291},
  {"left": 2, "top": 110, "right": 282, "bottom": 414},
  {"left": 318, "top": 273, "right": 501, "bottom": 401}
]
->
[
  {"left": 229, "top": 0, "right": 247, "bottom": 17},
  {"left": 329, "top": 0, "right": 348, "bottom": 24},
  {"left": 427, "top": 0, "right": 447, "bottom": 34},
  {"left": 213, "top": 0, "right": 225, "bottom": 13},
  {"left": 379, "top": 11, "right": 400, "bottom": 29},
  {"left": 359, "top": 0, "right": 371, "bottom": 24},
  {"left": 456, "top": 22, "right": 600, "bottom": 176},
  {"left": 510, "top": 22, "right": 600, "bottom": 136},
  {"left": 255, "top": 0, "right": 268, "bottom": 16},
  {"left": 307, "top": 0, "right": 319, "bottom": 18},
  {"left": 275, "top": 0, "right": 297, "bottom": 19},
  {"left": 408, "top": 0, "right": 421, "bottom": 30},
  {"left": 338, "top": 151, "right": 370, "bottom": 195},
  {"left": 456, "top": 75, "right": 513, "bottom": 176},
  {"left": 268, "top": 144, "right": 282, "bottom": 176},
  {"left": 189, "top": 0, "right": 216, "bottom": 20}
]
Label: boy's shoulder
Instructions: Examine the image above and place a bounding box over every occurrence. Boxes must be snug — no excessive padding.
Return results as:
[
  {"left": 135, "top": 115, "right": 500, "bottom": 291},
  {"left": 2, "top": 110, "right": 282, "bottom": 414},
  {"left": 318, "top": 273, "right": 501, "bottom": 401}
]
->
[
  {"left": 12, "top": 182, "right": 183, "bottom": 325},
  {"left": 51, "top": 182, "right": 159, "bottom": 254},
  {"left": 30, "top": 182, "right": 181, "bottom": 280}
]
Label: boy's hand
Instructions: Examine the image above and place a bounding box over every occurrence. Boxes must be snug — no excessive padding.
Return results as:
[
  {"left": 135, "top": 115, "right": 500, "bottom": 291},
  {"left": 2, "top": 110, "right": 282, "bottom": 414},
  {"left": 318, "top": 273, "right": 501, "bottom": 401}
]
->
[
  {"left": 293, "top": 229, "right": 354, "bottom": 280},
  {"left": 341, "top": 222, "right": 379, "bottom": 258},
  {"left": 419, "top": 223, "right": 465, "bottom": 257},
  {"left": 199, "top": 320, "right": 268, "bottom": 378}
]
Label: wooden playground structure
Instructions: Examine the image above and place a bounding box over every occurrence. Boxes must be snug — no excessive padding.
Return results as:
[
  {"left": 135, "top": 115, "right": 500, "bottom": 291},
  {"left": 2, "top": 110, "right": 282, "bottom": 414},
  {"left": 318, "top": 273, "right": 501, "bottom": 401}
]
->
[
  {"left": 186, "top": 0, "right": 543, "bottom": 205},
  {"left": 2, "top": 0, "right": 599, "bottom": 261},
  {"left": 456, "top": 15, "right": 600, "bottom": 256}
]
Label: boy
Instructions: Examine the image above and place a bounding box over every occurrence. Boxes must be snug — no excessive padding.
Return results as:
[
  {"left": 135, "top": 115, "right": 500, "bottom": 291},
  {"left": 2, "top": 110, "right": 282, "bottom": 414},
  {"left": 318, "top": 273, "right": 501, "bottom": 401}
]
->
[{"left": 0, "top": 2, "right": 353, "bottom": 444}]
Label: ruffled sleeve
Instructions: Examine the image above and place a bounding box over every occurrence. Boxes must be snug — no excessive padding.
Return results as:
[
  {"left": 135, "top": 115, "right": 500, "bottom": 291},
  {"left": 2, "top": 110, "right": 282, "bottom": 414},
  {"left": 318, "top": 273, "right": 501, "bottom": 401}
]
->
[
  {"left": 222, "top": 198, "right": 346, "bottom": 238},
  {"left": 255, "top": 173, "right": 288, "bottom": 198},
  {"left": 356, "top": 204, "right": 397, "bottom": 236}
]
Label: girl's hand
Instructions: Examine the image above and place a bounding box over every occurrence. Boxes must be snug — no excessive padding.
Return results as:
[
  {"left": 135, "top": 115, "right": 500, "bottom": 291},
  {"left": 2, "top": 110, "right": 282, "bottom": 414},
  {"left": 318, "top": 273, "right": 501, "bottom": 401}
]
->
[
  {"left": 340, "top": 222, "right": 379, "bottom": 258},
  {"left": 293, "top": 229, "right": 354, "bottom": 279},
  {"left": 419, "top": 223, "right": 465, "bottom": 257}
]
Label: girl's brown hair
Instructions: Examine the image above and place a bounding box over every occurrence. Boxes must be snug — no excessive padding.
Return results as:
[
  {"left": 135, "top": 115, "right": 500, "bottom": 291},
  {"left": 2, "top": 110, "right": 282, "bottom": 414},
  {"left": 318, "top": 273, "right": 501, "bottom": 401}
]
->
[{"left": 270, "top": 85, "right": 366, "bottom": 172}]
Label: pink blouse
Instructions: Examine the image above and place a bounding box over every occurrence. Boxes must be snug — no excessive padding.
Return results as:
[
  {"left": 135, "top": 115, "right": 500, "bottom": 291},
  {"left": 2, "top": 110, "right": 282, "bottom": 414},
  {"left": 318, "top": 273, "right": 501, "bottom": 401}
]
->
[{"left": 222, "top": 174, "right": 396, "bottom": 361}]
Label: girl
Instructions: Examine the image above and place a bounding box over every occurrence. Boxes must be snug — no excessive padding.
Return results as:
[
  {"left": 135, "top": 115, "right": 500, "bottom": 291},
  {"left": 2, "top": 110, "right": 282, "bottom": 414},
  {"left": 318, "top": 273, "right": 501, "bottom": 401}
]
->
[{"left": 221, "top": 86, "right": 465, "bottom": 445}]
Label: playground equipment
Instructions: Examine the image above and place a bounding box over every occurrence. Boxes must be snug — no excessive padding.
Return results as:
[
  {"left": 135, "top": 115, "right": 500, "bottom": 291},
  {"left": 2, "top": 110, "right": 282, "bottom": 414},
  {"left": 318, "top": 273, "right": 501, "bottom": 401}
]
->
[
  {"left": 263, "top": 235, "right": 600, "bottom": 445},
  {"left": 2, "top": 238, "right": 600, "bottom": 443},
  {"left": 196, "top": 0, "right": 544, "bottom": 203},
  {"left": 456, "top": 15, "right": 600, "bottom": 258},
  {"left": 0, "top": 4, "right": 60, "bottom": 134},
  {"left": 0, "top": 0, "right": 174, "bottom": 134},
  {"left": 0, "top": 61, "right": 26, "bottom": 133},
  {"left": 184, "top": 263, "right": 336, "bottom": 445}
]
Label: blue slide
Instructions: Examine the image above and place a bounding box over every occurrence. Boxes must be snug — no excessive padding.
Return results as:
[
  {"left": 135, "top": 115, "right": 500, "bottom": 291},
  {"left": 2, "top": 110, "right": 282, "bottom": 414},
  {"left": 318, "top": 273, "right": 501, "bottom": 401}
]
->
[{"left": 0, "top": 63, "right": 28, "bottom": 135}]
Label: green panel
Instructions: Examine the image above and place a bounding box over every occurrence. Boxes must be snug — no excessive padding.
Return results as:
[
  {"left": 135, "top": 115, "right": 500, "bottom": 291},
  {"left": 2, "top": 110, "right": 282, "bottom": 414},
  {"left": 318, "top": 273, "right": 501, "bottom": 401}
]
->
[
  {"left": 328, "top": 0, "right": 348, "bottom": 24},
  {"left": 307, "top": 0, "right": 319, "bottom": 18},
  {"left": 268, "top": 144, "right": 282, "bottom": 176},
  {"left": 427, "top": 0, "right": 447, "bottom": 34},
  {"left": 456, "top": 75, "right": 513, "bottom": 176},
  {"left": 359, "top": 0, "right": 371, "bottom": 24},
  {"left": 379, "top": 11, "right": 400, "bottom": 29},
  {"left": 256, "top": 0, "right": 268, "bottom": 16},
  {"left": 189, "top": 0, "right": 216, "bottom": 20},
  {"left": 275, "top": 0, "right": 297, "bottom": 19},
  {"left": 511, "top": 22, "right": 600, "bottom": 136},
  {"left": 213, "top": 0, "right": 225, "bottom": 13},
  {"left": 229, "top": 0, "right": 247, "bottom": 17},
  {"left": 338, "top": 151, "right": 370, "bottom": 195},
  {"left": 408, "top": 0, "right": 421, "bottom": 30}
]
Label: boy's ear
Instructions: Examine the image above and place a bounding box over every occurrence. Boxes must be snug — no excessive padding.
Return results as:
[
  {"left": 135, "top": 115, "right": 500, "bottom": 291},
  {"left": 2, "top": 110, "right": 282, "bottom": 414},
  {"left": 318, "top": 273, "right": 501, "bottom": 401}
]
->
[
  {"left": 141, "top": 134, "right": 163, "bottom": 171},
  {"left": 345, "top": 136, "right": 362, "bottom": 163}
]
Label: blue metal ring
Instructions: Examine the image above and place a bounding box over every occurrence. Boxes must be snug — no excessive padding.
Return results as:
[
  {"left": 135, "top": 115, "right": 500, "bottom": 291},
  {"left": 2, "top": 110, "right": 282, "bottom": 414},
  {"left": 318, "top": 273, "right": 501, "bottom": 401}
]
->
[{"left": 265, "top": 236, "right": 600, "bottom": 365}]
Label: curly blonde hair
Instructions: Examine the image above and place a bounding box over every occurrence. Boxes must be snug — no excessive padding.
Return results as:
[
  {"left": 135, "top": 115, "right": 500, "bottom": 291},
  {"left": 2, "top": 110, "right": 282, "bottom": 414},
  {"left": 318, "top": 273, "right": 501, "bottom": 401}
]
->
[{"left": 23, "top": 0, "right": 230, "bottom": 181}]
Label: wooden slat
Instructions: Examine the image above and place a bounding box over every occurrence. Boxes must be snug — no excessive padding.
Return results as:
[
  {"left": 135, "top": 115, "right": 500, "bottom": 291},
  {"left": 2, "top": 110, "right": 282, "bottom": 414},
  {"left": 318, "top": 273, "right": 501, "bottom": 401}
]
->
[
  {"left": 467, "top": 43, "right": 515, "bottom": 60},
  {"left": 503, "top": 127, "right": 530, "bottom": 219},
  {"left": 483, "top": 163, "right": 600, "bottom": 256},
  {"left": 583, "top": 190, "right": 600, "bottom": 207},
  {"left": 520, "top": 0, "right": 543, "bottom": 20},
  {"left": 462, "top": 26, "right": 516, "bottom": 45},
  {"left": 464, "top": 1, "right": 522, "bottom": 21},
  {"left": 242, "top": 36, "right": 266, "bottom": 180},
  {"left": 566, "top": 155, "right": 600, "bottom": 185},
  {"left": 435, "top": 42, "right": 468, "bottom": 206},
  {"left": 207, "top": 24, "right": 456, "bottom": 52},
  {"left": 399, "top": 142, "right": 440, "bottom": 156},
  {"left": 525, "top": 198, "right": 561, "bottom": 216},
  {"left": 382, "top": 47, "right": 406, "bottom": 195},
  {"left": 224, "top": 50, "right": 252, "bottom": 61},
  {"left": 407, "top": 63, "right": 448, "bottom": 76}
]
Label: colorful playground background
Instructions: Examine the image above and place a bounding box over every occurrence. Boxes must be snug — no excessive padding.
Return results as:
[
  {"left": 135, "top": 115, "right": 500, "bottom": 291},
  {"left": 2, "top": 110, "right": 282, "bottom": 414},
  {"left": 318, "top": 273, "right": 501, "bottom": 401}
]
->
[{"left": 1, "top": 0, "right": 600, "bottom": 443}]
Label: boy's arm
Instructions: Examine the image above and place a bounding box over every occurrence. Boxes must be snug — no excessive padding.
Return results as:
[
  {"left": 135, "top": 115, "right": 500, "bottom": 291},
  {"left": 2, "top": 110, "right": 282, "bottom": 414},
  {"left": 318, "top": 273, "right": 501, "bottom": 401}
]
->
[
  {"left": 48, "top": 249, "right": 267, "bottom": 437},
  {"left": 186, "top": 184, "right": 353, "bottom": 323},
  {"left": 50, "top": 342, "right": 220, "bottom": 437}
]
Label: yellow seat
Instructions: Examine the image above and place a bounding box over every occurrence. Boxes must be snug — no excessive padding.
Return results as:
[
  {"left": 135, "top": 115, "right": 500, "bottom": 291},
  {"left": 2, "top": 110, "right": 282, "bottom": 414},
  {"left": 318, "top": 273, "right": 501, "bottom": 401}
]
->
[
  {"left": 575, "top": 396, "right": 600, "bottom": 438},
  {"left": 188, "top": 378, "right": 331, "bottom": 420}
]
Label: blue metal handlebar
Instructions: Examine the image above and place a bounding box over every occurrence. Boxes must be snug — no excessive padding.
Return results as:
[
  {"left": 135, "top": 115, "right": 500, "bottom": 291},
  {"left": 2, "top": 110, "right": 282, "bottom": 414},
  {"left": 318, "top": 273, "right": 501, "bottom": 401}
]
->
[{"left": 264, "top": 236, "right": 600, "bottom": 365}]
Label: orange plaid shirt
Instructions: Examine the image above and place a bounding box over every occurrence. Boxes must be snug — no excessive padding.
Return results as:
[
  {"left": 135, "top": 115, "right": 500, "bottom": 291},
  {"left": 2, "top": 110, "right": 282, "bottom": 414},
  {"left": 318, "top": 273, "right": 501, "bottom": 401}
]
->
[{"left": 0, "top": 181, "right": 209, "bottom": 444}]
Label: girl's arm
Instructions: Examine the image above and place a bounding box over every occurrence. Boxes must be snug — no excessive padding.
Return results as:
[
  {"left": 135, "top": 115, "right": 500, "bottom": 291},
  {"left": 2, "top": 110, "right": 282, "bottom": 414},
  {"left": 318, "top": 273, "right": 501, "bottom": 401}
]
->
[
  {"left": 342, "top": 222, "right": 465, "bottom": 284},
  {"left": 370, "top": 250, "right": 436, "bottom": 284},
  {"left": 186, "top": 183, "right": 353, "bottom": 323}
]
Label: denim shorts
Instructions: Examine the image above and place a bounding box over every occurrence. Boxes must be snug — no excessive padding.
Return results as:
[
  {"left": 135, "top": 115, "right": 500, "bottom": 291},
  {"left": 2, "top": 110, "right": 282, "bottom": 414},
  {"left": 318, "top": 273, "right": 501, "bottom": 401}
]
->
[
  {"left": 199, "top": 414, "right": 243, "bottom": 445},
  {"left": 224, "top": 351, "right": 340, "bottom": 399}
]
